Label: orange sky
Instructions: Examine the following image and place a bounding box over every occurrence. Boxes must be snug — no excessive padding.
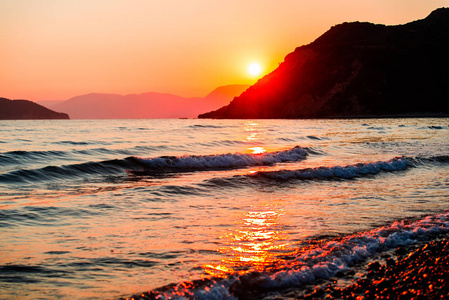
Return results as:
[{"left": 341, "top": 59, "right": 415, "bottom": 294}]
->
[{"left": 1, "top": 0, "right": 447, "bottom": 101}]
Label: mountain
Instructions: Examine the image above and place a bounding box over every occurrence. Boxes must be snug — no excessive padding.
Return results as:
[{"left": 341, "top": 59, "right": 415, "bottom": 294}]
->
[
  {"left": 0, "top": 97, "right": 70, "bottom": 120},
  {"left": 199, "top": 8, "right": 449, "bottom": 119},
  {"left": 43, "top": 84, "right": 249, "bottom": 119},
  {"left": 35, "top": 100, "right": 65, "bottom": 108},
  {"left": 204, "top": 84, "right": 250, "bottom": 102}
]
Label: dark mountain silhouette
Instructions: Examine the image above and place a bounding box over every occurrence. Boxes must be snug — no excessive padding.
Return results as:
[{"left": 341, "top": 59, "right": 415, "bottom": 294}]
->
[
  {"left": 0, "top": 97, "right": 69, "bottom": 120},
  {"left": 199, "top": 8, "right": 449, "bottom": 119},
  {"left": 42, "top": 84, "right": 249, "bottom": 119}
]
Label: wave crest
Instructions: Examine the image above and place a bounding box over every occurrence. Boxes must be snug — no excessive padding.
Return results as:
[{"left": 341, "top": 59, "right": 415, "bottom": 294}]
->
[
  {"left": 143, "top": 212, "right": 449, "bottom": 299},
  {"left": 132, "top": 146, "right": 308, "bottom": 171},
  {"left": 253, "top": 157, "right": 413, "bottom": 180}
]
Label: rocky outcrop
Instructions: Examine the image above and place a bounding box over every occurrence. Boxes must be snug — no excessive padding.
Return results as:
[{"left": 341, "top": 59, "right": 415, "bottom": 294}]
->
[
  {"left": 199, "top": 8, "right": 449, "bottom": 119},
  {"left": 0, "top": 98, "right": 70, "bottom": 120}
]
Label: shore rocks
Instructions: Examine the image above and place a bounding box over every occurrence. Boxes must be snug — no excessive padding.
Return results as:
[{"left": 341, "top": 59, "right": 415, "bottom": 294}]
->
[{"left": 302, "top": 237, "right": 449, "bottom": 299}]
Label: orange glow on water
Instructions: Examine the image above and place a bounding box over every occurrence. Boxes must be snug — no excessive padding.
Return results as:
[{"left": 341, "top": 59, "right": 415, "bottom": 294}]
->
[
  {"left": 244, "top": 121, "right": 260, "bottom": 129},
  {"left": 248, "top": 167, "right": 265, "bottom": 175},
  {"left": 248, "top": 146, "right": 267, "bottom": 154},
  {"left": 203, "top": 209, "right": 294, "bottom": 278},
  {"left": 243, "top": 121, "right": 261, "bottom": 141}
]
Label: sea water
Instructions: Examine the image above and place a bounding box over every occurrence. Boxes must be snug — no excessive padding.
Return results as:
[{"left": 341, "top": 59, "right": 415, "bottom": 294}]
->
[{"left": 0, "top": 118, "right": 448, "bottom": 299}]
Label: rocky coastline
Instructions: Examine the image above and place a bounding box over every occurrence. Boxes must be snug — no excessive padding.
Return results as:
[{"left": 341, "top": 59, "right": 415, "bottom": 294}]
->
[{"left": 199, "top": 8, "right": 449, "bottom": 119}]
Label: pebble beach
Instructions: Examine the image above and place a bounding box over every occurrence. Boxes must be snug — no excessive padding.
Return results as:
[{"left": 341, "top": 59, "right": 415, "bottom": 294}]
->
[
  {"left": 125, "top": 233, "right": 449, "bottom": 300},
  {"left": 289, "top": 234, "right": 449, "bottom": 300}
]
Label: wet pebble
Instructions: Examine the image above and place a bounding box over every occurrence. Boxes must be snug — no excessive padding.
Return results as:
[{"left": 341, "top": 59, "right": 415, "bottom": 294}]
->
[{"left": 300, "top": 237, "right": 449, "bottom": 299}]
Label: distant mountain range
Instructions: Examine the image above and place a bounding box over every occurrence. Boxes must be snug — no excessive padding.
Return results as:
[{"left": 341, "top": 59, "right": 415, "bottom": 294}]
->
[
  {"left": 199, "top": 8, "right": 449, "bottom": 119},
  {"left": 0, "top": 98, "right": 69, "bottom": 120},
  {"left": 36, "top": 84, "right": 249, "bottom": 119}
]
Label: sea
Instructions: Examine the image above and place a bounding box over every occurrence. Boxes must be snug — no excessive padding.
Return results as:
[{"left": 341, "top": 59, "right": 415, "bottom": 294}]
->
[{"left": 0, "top": 118, "right": 448, "bottom": 300}]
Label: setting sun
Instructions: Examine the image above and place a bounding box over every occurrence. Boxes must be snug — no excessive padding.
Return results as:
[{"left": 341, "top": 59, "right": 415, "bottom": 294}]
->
[
  {"left": 247, "top": 63, "right": 262, "bottom": 77},
  {"left": 2, "top": 2, "right": 448, "bottom": 299}
]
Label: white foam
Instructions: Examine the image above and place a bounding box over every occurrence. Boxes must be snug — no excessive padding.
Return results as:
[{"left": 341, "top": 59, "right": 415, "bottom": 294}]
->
[
  {"left": 255, "top": 157, "right": 413, "bottom": 180},
  {"left": 263, "top": 211, "right": 449, "bottom": 289},
  {"left": 133, "top": 146, "right": 308, "bottom": 170},
  {"left": 151, "top": 211, "right": 449, "bottom": 299}
]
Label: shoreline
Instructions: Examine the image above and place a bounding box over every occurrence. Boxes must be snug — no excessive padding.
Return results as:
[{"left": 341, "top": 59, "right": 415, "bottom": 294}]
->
[
  {"left": 124, "top": 232, "right": 449, "bottom": 300},
  {"left": 290, "top": 232, "right": 449, "bottom": 299},
  {"left": 198, "top": 113, "right": 449, "bottom": 120}
]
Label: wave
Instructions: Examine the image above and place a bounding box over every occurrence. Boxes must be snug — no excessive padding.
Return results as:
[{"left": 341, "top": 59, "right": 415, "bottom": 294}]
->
[
  {"left": 0, "top": 150, "right": 68, "bottom": 164},
  {"left": 427, "top": 125, "right": 447, "bottom": 130},
  {"left": 2, "top": 149, "right": 445, "bottom": 186},
  {"left": 131, "top": 146, "right": 308, "bottom": 171},
  {"left": 54, "top": 141, "right": 90, "bottom": 145},
  {"left": 189, "top": 124, "right": 229, "bottom": 129},
  {"left": 306, "top": 135, "right": 322, "bottom": 140},
  {"left": 140, "top": 211, "right": 449, "bottom": 300},
  {"left": 0, "top": 149, "right": 123, "bottom": 162},
  {"left": 0, "top": 147, "right": 309, "bottom": 184},
  {"left": 0, "top": 149, "right": 127, "bottom": 168},
  {"left": 417, "top": 155, "right": 449, "bottom": 164},
  {"left": 253, "top": 157, "right": 413, "bottom": 181},
  {"left": 0, "top": 158, "right": 138, "bottom": 184},
  {"left": 203, "top": 155, "right": 449, "bottom": 188}
]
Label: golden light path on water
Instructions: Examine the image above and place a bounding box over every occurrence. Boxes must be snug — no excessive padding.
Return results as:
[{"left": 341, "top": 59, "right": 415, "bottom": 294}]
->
[
  {"left": 243, "top": 121, "right": 261, "bottom": 142},
  {"left": 204, "top": 120, "right": 298, "bottom": 278},
  {"left": 203, "top": 209, "right": 297, "bottom": 278},
  {"left": 2, "top": 118, "right": 448, "bottom": 300}
]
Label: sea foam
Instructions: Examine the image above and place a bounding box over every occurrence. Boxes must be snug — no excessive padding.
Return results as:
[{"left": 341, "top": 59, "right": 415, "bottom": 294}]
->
[
  {"left": 132, "top": 146, "right": 308, "bottom": 170},
  {"left": 253, "top": 157, "right": 413, "bottom": 180},
  {"left": 151, "top": 212, "right": 449, "bottom": 300}
]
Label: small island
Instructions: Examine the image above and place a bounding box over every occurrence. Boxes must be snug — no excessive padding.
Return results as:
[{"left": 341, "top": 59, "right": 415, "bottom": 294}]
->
[
  {"left": 0, "top": 97, "right": 70, "bottom": 120},
  {"left": 199, "top": 8, "right": 449, "bottom": 119}
]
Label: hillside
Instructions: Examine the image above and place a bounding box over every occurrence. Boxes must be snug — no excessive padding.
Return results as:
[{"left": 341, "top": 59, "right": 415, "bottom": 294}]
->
[
  {"left": 204, "top": 84, "right": 250, "bottom": 102},
  {"left": 199, "top": 8, "right": 449, "bottom": 119},
  {"left": 0, "top": 98, "right": 70, "bottom": 120},
  {"left": 44, "top": 85, "right": 249, "bottom": 119}
]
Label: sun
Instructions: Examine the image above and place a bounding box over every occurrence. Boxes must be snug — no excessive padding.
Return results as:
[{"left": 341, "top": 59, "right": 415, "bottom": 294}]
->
[{"left": 247, "top": 63, "right": 262, "bottom": 77}]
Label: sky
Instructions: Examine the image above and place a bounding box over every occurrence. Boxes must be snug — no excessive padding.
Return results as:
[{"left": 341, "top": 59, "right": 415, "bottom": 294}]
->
[{"left": 1, "top": 0, "right": 448, "bottom": 101}]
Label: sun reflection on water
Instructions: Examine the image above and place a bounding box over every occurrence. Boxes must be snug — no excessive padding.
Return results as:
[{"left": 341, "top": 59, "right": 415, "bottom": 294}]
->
[
  {"left": 243, "top": 121, "right": 269, "bottom": 155},
  {"left": 248, "top": 146, "right": 267, "bottom": 154},
  {"left": 203, "top": 208, "right": 295, "bottom": 278},
  {"left": 243, "top": 121, "right": 261, "bottom": 142}
]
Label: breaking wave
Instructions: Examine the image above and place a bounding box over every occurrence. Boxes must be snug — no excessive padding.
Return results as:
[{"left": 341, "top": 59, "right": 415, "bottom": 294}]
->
[
  {"left": 0, "top": 147, "right": 309, "bottom": 184},
  {"left": 202, "top": 155, "right": 449, "bottom": 189},
  {"left": 253, "top": 157, "right": 413, "bottom": 180},
  {"left": 131, "top": 146, "right": 308, "bottom": 171},
  {"left": 142, "top": 212, "right": 449, "bottom": 300}
]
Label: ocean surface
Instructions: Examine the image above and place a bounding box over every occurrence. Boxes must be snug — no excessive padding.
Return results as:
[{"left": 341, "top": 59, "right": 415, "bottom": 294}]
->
[{"left": 0, "top": 118, "right": 448, "bottom": 299}]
